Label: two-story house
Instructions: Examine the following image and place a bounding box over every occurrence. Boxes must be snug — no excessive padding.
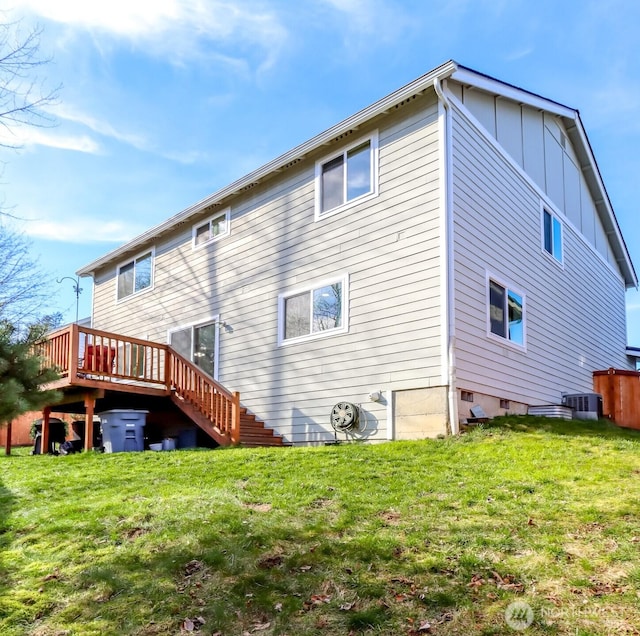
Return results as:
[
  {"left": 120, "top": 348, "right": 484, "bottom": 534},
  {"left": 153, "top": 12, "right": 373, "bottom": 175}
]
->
[{"left": 42, "top": 60, "right": 637, "bottom": 447}]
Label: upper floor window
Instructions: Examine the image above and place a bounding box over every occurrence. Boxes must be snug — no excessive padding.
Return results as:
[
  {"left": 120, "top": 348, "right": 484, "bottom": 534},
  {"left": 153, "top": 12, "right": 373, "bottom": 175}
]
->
[
  {"left": 542, "top": 207, "right": 563, "bottom": 264},
  {"left": 315, "top": 133, "right": 378, "bottom": 219},
  {"left": 117, "top": 250, "right": 153, "bottom": 300},
  {"left": 488, "top": 277, "right": 525, "bottom": 347},
  {"left": 278, "top": 274, "right": 349, "bottom": 345},
  {"left": 193, "top": 209, "right": 230, "bottom": 248}
]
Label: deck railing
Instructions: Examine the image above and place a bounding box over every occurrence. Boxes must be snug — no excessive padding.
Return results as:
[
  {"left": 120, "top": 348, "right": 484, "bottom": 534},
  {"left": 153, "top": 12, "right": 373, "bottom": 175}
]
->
[
  {"left": 168, "top": 349, "right": 240, "bottom": 444},
  {"left": 37, "top": 324, "right": 240, "bottom": 443}
]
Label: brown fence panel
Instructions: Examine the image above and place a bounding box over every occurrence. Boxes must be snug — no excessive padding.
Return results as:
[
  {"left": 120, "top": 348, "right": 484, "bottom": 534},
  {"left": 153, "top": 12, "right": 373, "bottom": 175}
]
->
[{"left": 593, "top": 368, "right": 640, "bottom": 430}]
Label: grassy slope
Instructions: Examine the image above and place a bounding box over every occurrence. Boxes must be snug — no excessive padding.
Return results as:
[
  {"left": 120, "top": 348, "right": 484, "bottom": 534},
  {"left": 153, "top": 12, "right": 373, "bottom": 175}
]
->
[{"left": 1, "top": 417, "right": 639, "bottom": 636}]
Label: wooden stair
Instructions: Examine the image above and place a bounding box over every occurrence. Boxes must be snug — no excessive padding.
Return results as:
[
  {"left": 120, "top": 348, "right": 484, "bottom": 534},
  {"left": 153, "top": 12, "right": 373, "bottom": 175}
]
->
[
  {"left": 38, "top": 324, "right": 287, "bottom": 449},
  {"left": 170, "top": 397, "right": 284, "bottom": 447},
  {"left": 239, "top": 408, "right": 285, "bottom": 447},
  {"left": 169, "top": 392, "right": 231, "bottom": 446}
]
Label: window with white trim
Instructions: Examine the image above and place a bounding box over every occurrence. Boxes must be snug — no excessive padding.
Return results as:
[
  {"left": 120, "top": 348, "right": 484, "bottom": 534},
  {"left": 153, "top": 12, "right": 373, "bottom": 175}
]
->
[
  {"left": 117, "top": 251, "right": 153, "bottom": 300},
  {"left": 193, "top": 209, "right": 230, "bottom": 248},
  {"left": 542, "top": 207, "right": 563, "bottom": 263},
  {"left": 488, "top": 278, "right": 525, "bottom": 346},
  {"left": 279, "top": 275, "right": 348, "bottom": 344},
  {"left": 315, "top": 133, "right": 378, "bottom": 218}
]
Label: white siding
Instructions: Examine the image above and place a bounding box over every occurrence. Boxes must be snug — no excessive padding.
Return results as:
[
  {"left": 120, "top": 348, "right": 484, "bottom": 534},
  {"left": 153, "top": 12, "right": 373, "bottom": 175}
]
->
[
  {"left": 544, "top": 125, "right": 564, "bottom": 209},
  {"left": 452, "top": 84, "right": 619, "bottom": 269},
  {"left": 563, "top": 153, "right": 582, "bottom": 228},
  {"left": 92, "top": 94, "right": 444, "bottom": 444},
  {"left": 463, "top": 88, "right": 496, "bottom": 136},
  {"left": 580, "top": 179, "right": 597, "bottom": 243},
  {"left": 521, "top": 107, "right": 546, "bottom": 188},
  {"left": 451, "top": 104, "right": 631, "bottom": 407},
  {"left": 496, "top": 99, "right": 523, "bottom": 166}
]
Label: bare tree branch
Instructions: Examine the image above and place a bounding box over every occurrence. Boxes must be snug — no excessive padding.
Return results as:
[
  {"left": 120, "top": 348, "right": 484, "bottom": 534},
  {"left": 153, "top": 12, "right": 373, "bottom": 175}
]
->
[
  {"left": 0, "top": 19, "right": 60, "bottom": 148},
  {"left": 0, "top": 223, "right": 51, "bottom": 325}
]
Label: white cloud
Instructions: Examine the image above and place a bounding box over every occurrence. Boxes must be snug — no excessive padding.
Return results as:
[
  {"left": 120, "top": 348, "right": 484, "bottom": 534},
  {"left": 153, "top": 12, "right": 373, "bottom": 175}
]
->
[
  {"left": 11, "top": 0, "right": 288, "bottom": 71},
  {"left": 506, "top": 47, "right": 534, "bottom": 62},
  {"left": 320, "top": 0, "right": 409, "bottom": 37},
  {"left": 22, "top": 215, "right": 142, "bottom": 243},
  {"left": 12, "top": 0, "right": 182, "bottom": 37},
  {"left": 160, "top": 149, "right": 209, "bottom": 165},
  {"left": 50, "top": 104, "right": 148, "bottom": 151},
  {"left": 0, "top": 126, "right": 100, "bottom": 153}
]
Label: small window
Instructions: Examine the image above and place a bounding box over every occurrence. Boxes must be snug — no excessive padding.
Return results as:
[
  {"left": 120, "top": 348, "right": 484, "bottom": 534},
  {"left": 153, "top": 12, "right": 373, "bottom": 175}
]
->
[
  {"left": 117, "top": 251, "right": 153, "bottom": 300},
  {"left": 279, "top": 275, "right": 348, "bottom": 345},
  {"left": 500, "top": 399, "right": 510, "bottom": 409},
  {"left": 542, "top": 208, "right": 563, "bottom": 263},
  {"left": 461, "top": 390, "right": 474, "bottom": 402},
  {"left": 488, "top": 278, "right": 525, "bottom": 347},
  {"left": 315, "top": 133, "right": 378, "bottom": 218},
  {"left": 193, "top": 209, "right": 230, "bottom": 248}
]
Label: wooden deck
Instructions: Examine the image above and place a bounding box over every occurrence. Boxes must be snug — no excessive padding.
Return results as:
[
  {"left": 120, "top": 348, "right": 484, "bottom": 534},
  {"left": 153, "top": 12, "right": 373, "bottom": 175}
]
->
[{"left": 36, "top": 324, "right": 284, "bottom": 451}]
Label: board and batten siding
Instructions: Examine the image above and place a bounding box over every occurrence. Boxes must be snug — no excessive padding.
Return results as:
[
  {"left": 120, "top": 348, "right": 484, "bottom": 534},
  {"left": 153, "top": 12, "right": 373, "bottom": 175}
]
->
[
  {"left": 91, "top": 93, "right": 445, "bottom": 444},
  {"left": 447, "top": 81, "right": 617, "bottom": 269},
  {"left": 451, "top": 102, "right": 630, "bottom": 407}
]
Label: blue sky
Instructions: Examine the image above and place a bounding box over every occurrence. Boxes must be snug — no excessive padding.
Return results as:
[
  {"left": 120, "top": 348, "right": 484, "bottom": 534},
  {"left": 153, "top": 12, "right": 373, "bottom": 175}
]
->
[{"left": 2, "top": 0, "right": 640, "bottom": 345}]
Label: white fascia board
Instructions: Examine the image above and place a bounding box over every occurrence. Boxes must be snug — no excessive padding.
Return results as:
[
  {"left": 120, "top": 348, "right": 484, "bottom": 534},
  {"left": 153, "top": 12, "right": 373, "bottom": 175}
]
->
[
  {"left": 565, "top": 113, "right": 638, "bottom": 288},
  {"left": 77, "top": 60, "right": 459, "bottom": 277},
  {"left": 451, "top": 66, "right": 576, "bottom": 119}
]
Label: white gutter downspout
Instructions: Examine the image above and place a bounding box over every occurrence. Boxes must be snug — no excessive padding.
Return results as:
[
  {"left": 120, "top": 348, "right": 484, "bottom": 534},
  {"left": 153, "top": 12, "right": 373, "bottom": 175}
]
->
[{"left": 434, "top": 77, "right": 459, "bottom": 435}]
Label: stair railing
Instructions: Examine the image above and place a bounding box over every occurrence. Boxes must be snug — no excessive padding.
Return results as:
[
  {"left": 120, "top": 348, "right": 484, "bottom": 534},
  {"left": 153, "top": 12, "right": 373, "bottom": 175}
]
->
[
  {"left": 37, "top": 325, "right": 240, "bottom": 444},
  {"left": 167, "top": 349, "right": 240, "bottom": 443}
]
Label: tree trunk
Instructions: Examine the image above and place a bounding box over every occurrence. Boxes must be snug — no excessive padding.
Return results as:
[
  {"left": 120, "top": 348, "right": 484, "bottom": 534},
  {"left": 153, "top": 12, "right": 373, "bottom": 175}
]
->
[{"left": 5, "top": 420, "right": 12, "bottom": 455}]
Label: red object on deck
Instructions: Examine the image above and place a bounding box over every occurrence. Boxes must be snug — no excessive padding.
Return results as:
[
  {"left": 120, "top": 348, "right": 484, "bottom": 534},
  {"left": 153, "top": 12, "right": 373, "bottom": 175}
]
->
[{"left": 85, "top": 344, "right": 116, "bottom": 372}]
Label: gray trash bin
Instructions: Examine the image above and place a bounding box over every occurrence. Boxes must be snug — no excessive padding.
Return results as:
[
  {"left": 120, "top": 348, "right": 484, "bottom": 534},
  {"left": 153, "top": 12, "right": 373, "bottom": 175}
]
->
[
  {"left": 99, "top": 410, "right": 148, "bottom": 453},
  {"left": 177, "top": 428, "right": 197, "bottom": 449}
]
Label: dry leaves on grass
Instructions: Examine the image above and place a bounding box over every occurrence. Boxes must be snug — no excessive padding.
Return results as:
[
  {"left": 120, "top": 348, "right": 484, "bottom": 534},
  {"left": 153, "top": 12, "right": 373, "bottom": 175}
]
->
[
  {"left": 123, "top": 526, "right": 149, "bottom": 540},
  {"left": 406, "top": 618, "right": 433, "bottom": 634},
  {"left": 180, "top": 616, "right": 205, "bottom": 632},
  {"left": 177, "top": 560, "right": 210, "bottom": 599},
  {"left": 571, "top": 577, "right": 629, "bottom": 597},
  {"left": 407, "top": 612, "right": 454, "bottom": 635},
  {"left": 258, "top": 553, "right": 284, "bottom": 569},
  {"left": 303, "top": 594, "right": 332, "bottom": 610},
  {"left": 183, "top": 560, "right": 204, "bottom": 577},
  {"left": 467, "top": 571, "right": 524, "bottom": 593},
  {"left": 380, "top": 510, "right": 402, "bottom": 525},
  {"left": 243, "top": 502, "right": 273, "bottom": 512}
]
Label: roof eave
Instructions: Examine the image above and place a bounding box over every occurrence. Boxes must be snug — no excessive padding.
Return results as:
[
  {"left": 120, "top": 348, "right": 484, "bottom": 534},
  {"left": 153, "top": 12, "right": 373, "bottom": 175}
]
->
[
  {"left": 563, "top": 113, "right": 638, "bottom": 288},
  {"left": 451, "top": 65, "right": 576, "bottom": 118},
  {"left": 77, "top": 59, "right": 459, "bottom": 277}
]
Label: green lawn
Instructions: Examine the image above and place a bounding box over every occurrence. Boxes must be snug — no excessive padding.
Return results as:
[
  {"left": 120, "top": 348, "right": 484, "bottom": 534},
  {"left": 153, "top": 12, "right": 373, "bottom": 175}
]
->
[{"left": 1, "top": 417, "right": 639, "bottom": 635}]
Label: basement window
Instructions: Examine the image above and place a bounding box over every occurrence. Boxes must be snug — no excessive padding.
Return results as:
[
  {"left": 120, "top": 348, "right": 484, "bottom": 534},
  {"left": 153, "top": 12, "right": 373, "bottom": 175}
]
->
[{"left": 461, "top": 391, "right": 474, "bottom": 402}]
